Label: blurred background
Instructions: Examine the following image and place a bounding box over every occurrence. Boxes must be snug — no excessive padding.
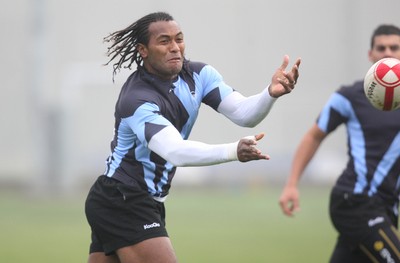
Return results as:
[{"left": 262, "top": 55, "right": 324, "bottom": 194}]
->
[
  {"left": 4, "top": 0, "right": 400, "bottom": 194},
  {"left": 1, "top": 0, "right": 400, "bottom": 262}
]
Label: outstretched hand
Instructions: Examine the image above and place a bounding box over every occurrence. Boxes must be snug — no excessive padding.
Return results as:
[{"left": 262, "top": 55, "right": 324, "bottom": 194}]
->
[
  {"left": 237, "top": 133, "right": 270, "bottom": 162},
  {"left": 269, "top": 55, "right": 301, "bottom": 98}
]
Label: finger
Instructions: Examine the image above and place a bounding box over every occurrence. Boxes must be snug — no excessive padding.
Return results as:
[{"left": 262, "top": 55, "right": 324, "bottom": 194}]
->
[
  {"left": 279, "top": 199, "right": 292, "bottom": 216},
  {"left": 279, "top": 55, "right": 290, "bottom": 71},
  {"left": 293, "top": 199, "right": 300, "bottom": 213},
  {"left": 287, "top": 203, "right": 296, "bottom": 216},
  {"left": 295, "top": 57, "right": 301, "bottom": 68},
  {"left": 284, "top": 72, "right": 296, "bottom": 85},
  {"left": 253, "top": 147, "right": 270, "bottom": 160},
  {"left": 254, "top": 132, "right": 265, "bottom": 141},
  {"left": 291, "top": 64, "right": 300, "bottom": 82},
  {"left": 288, "top": 199, "right": 300, "bottom": 216},
  {"left": 277, "top": 78, "right": 294, "bottom": 92},
  {"left": 259, "top": 151, "right": 270, "bottom": 159},
  {"left": 292, "top": 58, "right": 301, "bottom": 82},
  {"left": 282, "top": 57, "right": 301, "bottom": 85},
  {"left": 249, "top": 147, "right": 269, "bottom": 160}
]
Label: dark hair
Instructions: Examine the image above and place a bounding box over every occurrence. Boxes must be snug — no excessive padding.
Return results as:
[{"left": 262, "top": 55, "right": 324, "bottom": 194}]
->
[
  {"left": 370, "top": 24, "right": 400, "bottom": 49},
  {"left": 104, "top": 12, "right": 175, "bottom": 78}
]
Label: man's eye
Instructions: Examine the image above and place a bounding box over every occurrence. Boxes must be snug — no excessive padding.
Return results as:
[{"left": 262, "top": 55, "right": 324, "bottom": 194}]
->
[
  {"left": 376, "top": 45, "right": 386, "bottom": 52},
  {"left": 391, "top": 45, "right": 400, "bottom": 52}
]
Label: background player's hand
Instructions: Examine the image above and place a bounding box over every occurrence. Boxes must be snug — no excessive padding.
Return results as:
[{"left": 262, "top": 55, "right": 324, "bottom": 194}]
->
[
  {"left": 269, "top": 55, "right": 301, "bottom": 98},
  {"left": 279, "top": 185, "right": 300, "bottom": 217},
  {"left": 237, "top": 133, "right": 270, "bottom": 162}
]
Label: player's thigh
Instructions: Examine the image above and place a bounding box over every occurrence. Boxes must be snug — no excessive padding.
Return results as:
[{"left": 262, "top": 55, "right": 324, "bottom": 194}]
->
[
  {"left": 359, "top": 225, "right": 400, "bottom": 263},
  {"left": 117, "top": 236, "right": 177, "bottom": 263},
  {"left": 330, "top": 237, "right": 370, "bottom": 263},
  {"left": 88, "top": 252, "right": 120, "bottom": 263}
]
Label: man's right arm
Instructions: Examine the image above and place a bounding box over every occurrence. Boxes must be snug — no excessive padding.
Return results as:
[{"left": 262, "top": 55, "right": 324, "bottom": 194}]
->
[
  {"left": 148, "top": 126, "right": 269, "bottom": 167},
  {"left": 279, "top": 124, "right": 327, "bottom": 216}
]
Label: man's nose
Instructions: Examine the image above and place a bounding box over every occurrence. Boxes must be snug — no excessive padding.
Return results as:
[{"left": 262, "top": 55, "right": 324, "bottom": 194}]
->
[{"left": 170, "top": 41, "right": 180, "bottom": 52}]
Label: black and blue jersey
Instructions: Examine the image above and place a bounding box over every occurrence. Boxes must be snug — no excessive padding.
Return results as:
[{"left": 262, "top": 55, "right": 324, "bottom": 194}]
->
[
  {"left": 317, "top": 80, "right": 400, "bottom": 209},
  {"left": 104, "top": 60, "right": 235, "bottom": 198}
]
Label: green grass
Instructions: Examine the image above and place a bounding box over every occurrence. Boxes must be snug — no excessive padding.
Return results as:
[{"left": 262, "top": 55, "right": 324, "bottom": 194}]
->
[
  {"left": 0, "top": 186, "right": 336, "bottom": 263},
  {"left": 0, "top": 194, "right": 90, "bottom": 263},
  {"left": 167, "top": 186, "right": 336, "bottom": 263}
]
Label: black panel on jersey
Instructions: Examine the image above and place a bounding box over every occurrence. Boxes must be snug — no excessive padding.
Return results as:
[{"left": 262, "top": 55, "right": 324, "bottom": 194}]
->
[
  {"left": 202, "top": 88, "right": 222, "bottom": 111},
  {"left": 116, "top": 66, "right": 189, "bottom": 133},
  {"left": 144, "top": 123, "right": 167, "bottom": 143},
  {"left": 179, "top": 60, "right": 206, "bottom": 95}
]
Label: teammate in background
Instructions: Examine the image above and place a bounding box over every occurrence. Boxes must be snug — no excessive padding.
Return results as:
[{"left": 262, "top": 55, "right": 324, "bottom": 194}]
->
[
  {"left": 85, "top": 12, "right": 301, "bottom": 263},
  {"left": 279, "top": 24, "right": 400, "bottom": 263}
]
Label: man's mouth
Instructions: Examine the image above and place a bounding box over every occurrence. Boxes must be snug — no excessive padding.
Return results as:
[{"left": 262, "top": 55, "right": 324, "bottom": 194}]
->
[{"left": 168, "top": 57, "right": 181, "bottom": 62}]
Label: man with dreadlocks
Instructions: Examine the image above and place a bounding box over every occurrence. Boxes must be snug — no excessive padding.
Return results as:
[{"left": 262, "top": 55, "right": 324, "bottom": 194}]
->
[{"left": 85, "top": 11, "right": 301, "bottom": 263}]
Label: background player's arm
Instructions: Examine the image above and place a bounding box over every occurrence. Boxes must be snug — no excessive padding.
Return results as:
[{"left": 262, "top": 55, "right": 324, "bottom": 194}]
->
[{"left": 279, "top": 124, "right": 327, "bottom": 216}]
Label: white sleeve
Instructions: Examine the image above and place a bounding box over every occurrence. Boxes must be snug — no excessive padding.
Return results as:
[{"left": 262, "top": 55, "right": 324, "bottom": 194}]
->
[
  {"left": 148, "top": 126, "right": 239, "bottom": 167},
  {"left": 217, "top": 87, "right": 277, "bottom": 127}
]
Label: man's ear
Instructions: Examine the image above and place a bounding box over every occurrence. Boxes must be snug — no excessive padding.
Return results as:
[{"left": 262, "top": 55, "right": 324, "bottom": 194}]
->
[{"left": 137, "top": 43, "right": 147, "bottom": 59}]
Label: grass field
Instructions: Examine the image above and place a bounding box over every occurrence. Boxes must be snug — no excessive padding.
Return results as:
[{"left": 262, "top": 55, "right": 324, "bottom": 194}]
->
[{"left": 0, "top": 185, "right": 336, "bottom": 263}]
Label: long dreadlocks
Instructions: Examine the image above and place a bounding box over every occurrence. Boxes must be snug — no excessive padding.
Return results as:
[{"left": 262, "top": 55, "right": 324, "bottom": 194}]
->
[{"left": 104, "top": 12, "right": 174, "bottom": 78}]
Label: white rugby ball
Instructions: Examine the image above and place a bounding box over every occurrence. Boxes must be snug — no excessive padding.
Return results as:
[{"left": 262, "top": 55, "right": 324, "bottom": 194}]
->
[{"left": 364, "top": 57, "right": 400, "bottom": 111}]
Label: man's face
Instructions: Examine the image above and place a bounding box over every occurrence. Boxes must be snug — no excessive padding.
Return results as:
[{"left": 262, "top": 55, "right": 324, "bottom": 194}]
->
[
  {"left": 139, "top": 20, "right": 185, "bottom": 80},
  {"left": 369, "top": 34, "right": 400, "bottom": 63}
]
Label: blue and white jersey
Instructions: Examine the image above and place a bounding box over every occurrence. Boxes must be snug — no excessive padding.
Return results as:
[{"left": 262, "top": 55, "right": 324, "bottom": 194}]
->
[
  {"left": 317, "top": 80, "right": 400, "bottom": 207},
  {"left": 104, "top": 61, "right": 234, "bottom": 198}
]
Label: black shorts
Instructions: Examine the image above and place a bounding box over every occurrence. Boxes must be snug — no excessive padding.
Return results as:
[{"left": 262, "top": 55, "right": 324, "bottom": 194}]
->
[
  {"left": 85, "top": 175, "right": 169, "bottom": 255},
  {"left": 329, "top": 188, "right": 400, "bottom": 263}
]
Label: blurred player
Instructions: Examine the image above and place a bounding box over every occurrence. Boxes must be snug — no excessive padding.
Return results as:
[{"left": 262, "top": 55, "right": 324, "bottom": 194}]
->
[
  {"left": 85, "top": 11, "right": 301, "bottom": 263},
  {"left": 279, "top": 24, "right": 400, "bottom": 262}
]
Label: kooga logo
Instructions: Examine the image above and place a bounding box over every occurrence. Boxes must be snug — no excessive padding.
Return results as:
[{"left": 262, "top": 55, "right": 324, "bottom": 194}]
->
[{"left": 144, "top": 222, "right": 161, "bottom": 230}]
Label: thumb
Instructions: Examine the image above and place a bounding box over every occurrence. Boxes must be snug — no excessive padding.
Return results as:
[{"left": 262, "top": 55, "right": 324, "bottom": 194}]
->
[{"left": 255, "top": 132, "right": 265, "bottom": 141}]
